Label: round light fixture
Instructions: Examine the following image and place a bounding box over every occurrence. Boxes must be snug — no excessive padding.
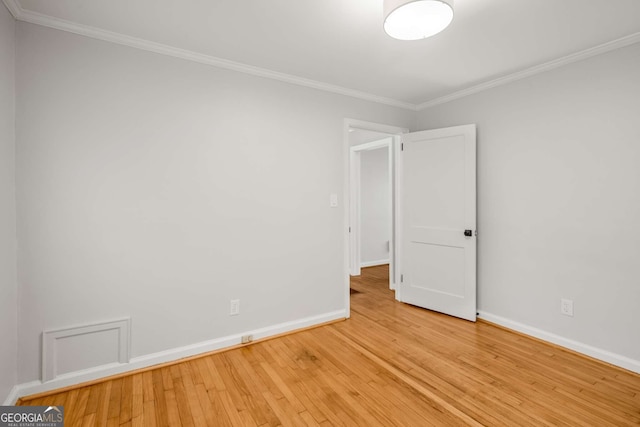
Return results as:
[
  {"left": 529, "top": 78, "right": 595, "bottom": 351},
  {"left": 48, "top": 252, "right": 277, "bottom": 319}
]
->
[{"left": 383, "top": 0, "right": 454, "bottom": 41}]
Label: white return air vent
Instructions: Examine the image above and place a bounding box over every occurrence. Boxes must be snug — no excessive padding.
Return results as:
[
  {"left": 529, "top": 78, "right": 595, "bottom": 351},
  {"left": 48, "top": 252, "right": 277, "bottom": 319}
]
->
[{"left": 42, "top": 318, "right": 131, "bottom": 382}]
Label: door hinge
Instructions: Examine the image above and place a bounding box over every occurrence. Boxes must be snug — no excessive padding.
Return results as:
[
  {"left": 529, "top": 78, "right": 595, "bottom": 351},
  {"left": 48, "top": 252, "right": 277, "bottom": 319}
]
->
[
  {"left": 401, "top": 143, "right": 404, "bottom": 151},
  {"left": 400, "top": 274, "right": 404, "bottom": 283},
  {"left": 349, "top": 226, "right": 351, "bottom": 233}
]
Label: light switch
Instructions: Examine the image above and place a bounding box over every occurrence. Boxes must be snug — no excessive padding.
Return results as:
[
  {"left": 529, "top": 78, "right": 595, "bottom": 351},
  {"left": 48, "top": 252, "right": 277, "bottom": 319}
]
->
[{"left": 330, "top": 193, "right": 338, "bottom": 208}]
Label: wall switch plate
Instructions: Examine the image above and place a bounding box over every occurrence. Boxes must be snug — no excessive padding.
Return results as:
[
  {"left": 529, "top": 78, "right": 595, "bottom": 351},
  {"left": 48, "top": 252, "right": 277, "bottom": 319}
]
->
[
  {"left": 560, "top": 298, "right": 573, "bottom": 317},
  {"left": 330, "top": 193, "right": 338, "bottom": 207},
  {"left": 230, "top": 299, "right": 240, "bottom": 316}
]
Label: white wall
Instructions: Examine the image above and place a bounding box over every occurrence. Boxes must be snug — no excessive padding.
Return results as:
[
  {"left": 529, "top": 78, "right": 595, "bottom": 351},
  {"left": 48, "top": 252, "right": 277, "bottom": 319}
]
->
[
  {"left": 0, "top": 3, "right": 18, "bottom": 403},
  {"left": 417, "top": 43, "right": 640, "bottom": 365},
  {"left": 360, "top": 147, "right": 390, "bottom": 265},
  {"left": 11, "top": 8, "right": 638, "bottom": 394},
  {"left": 14, "top": 22, "right": 415, "bottom": 384}
]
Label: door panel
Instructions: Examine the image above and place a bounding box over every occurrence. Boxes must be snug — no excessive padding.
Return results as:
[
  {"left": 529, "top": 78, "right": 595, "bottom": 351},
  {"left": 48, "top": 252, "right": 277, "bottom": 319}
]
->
[
  {"left": 405, "top": 135, "right": 466, "bottom": 228},
  {"left": 407, "top": 242, "right": 465, "bottom": 296},
  {"left": 398, "top": 125, "right": 476, "bottom": 321}
]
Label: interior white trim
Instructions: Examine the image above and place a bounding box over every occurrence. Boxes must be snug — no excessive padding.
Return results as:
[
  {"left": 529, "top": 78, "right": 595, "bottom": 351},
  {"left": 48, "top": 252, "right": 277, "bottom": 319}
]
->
[
  {"left": 7, "top": 310, "right": 346, "bottom": 403},
  {"left": 349, "top": 149, "right": 362, "bottom": 277},
  {"left": 418, "top": 31, "right": 640, "bottom": 110},
  {"left": 478, "top": 311, "right": 640, "bottom": 375},
  {"left": 344, "top": 119, "right": 408, "bottom": 319},
  {"left": 5, "top": 1, "right": 639, "bottom": 111},
  {"left": 6, "top": 5, "right": 416, "bottom": 112},
  {"left": 351, "top": 139, "right": 393, "bottom": 152},
  {"left": 42, "top": 318, "right": 131, "bottom": 382},
  {"left": 346, "top": 119, "right": 410, "bottom": 136},
  {"left": 1, "top": 0, "right": 20, "bottom": 18},
  {"left": 2, "top": 385, "right": 20, "bottom": 406}
]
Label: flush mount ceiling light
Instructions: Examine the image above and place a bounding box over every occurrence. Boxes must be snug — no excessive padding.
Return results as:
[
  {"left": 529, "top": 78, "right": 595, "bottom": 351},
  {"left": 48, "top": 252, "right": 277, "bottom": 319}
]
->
[{"left": 383, "top": 0, "right": 454, "bottom": 41}]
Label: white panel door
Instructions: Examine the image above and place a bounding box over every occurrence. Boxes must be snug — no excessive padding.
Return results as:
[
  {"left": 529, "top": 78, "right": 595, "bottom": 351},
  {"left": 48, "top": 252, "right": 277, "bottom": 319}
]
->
[{"left": 398, "top": 124, "right": 476, "bottom": 321}]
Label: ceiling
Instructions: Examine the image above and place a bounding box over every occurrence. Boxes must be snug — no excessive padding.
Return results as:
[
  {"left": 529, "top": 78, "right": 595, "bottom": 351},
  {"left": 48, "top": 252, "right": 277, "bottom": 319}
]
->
[{"left": 6, "top": 0, "right": 640, "bottom": 109}]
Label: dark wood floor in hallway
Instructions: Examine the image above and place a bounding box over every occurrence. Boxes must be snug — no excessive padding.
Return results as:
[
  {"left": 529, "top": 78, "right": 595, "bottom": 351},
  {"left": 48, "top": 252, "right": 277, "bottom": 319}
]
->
[{"left": 19, "top": 265, "right": 640, "bottom": 425}]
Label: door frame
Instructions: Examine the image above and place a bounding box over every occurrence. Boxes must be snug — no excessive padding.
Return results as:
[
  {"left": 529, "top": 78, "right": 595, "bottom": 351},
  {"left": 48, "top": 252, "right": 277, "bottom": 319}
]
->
[{"left": 343, "top": 119, "right": 408, "bottom": 318}]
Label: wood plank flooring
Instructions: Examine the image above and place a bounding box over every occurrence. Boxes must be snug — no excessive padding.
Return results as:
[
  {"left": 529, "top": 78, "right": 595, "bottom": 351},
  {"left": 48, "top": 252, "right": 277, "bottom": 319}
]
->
[{"left": 19, "top": 265, "right": 640, "bottom": 425}]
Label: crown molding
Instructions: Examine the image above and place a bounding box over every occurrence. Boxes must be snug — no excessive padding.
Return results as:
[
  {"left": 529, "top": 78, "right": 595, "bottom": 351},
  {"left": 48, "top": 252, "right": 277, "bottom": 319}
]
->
[
  {"left": 7, "top": 1, "right": 640, "bottom": 113},
  {"left": 418, "top": 31, "right": 640, "bottom": 110},
  {"left": 2, "top": 0, "right": 22, "bottom": 19},
  {"left": 13, "top": 7, "right": 417, "bottom": 111}
]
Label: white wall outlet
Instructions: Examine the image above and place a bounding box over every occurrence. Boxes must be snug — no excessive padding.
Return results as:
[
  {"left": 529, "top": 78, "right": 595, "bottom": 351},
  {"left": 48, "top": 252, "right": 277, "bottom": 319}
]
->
[
  {"left": 230, "top": 299, "right": 240, "bottom": 316},
  {"left": 560, "top": 298, "right": 574, "bottom": 317},
  {"left": 241, "top": 334, "right": 253, "bottom": 344},
  {"left": 330, "top": 193, "right": 338, "bottom": 208}
]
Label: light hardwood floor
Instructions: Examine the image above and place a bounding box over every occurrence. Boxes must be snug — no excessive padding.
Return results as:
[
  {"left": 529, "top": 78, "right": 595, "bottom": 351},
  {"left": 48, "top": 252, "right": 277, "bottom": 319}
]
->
[{"left": 19, "top": 265, "right": 640, "bottom": 426}]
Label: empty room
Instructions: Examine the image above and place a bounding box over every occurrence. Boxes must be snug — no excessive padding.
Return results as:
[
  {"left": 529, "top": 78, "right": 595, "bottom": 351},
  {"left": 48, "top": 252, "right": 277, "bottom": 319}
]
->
[{"left": 1, "top": 0, "right": 639, "bottom": 425}]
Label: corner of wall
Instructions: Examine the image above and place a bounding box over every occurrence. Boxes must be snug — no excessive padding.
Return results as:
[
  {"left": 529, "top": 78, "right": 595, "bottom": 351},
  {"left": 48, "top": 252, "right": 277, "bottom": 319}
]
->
[{"left": 0, "top": 0, "right": 18, "bottom": 406}]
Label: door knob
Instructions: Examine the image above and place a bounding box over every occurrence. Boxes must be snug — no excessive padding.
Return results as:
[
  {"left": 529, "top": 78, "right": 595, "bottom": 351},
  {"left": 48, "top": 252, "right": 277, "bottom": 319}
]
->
[{"left": 464, "top": 230, "right": 473, "bottom": 237}]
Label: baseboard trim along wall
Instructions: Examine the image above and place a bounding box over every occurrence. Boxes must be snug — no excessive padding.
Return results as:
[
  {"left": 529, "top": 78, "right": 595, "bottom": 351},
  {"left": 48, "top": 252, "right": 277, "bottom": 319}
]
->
[
  {"left": 4, "top": 309, "right": 347, "bottom": 404},
  {"left": 2, "top": 385, "right": 20, "bottom": 407},
  {"left": 360, "top": 259, "right": 390, "bottom": 268},
  {"left": 7, "top": 308, "right": 637, "bottom": 404},
  {"left": 478, "top": 311, "right": 640, "bottom": 374}
]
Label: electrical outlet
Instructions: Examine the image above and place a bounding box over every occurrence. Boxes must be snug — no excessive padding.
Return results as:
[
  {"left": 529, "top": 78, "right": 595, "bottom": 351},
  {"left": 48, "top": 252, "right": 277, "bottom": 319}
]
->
[
  {"left": 230, "top": 299, "right": 240, "bottom": 316},
  {"left": 241, "top": 335, "right": 253, "bottom": 344},
  {"left": 560, "top": 298, "right": 573, "bottom": 317}
]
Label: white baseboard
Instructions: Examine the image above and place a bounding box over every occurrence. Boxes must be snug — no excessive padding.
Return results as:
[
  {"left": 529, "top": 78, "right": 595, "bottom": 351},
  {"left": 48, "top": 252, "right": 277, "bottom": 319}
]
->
[
  {"left": 5, "top": 309, "right": 346, "bottom": 404},
  {"left": 360, "top": 259, "right": 390, "bottom": 268},
  {"left": 478, "top": 311, "right": 640, "bottom": 374},
  {"left": 2, "top": 384, "right": 21, "bottom": 406}
]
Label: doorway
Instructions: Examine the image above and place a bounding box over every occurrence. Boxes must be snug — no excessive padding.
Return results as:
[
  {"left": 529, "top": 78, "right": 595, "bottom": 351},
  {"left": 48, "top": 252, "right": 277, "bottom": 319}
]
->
[
  {"left": 343, "top": 120, "right": 477, "bottom": 321},
  {"left": 343, "top": 119, "right": 407, "bottom": 317},
  {"left": 350, "top": 139, "right": 393, "bottom": 280}
]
